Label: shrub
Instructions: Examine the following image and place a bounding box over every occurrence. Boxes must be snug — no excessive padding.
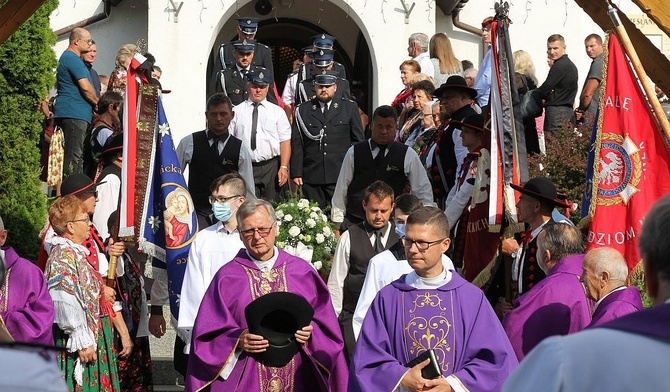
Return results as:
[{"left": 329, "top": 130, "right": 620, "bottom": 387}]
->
[{"left": 0, "top": 0, "right": 58, "bottom": 259}]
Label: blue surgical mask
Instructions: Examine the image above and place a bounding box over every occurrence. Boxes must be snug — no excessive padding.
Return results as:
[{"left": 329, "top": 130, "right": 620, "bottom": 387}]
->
[
  {"left": 395, "top": 223, "right": 406, "bottom": 238},
  {"left": 213, "top": 202, "right": 235, "bottom": 222}
]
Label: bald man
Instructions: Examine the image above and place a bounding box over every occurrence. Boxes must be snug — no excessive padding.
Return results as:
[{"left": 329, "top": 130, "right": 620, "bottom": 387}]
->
[{"left": 582, "top": 247, "right": 643, "bottom": 327}]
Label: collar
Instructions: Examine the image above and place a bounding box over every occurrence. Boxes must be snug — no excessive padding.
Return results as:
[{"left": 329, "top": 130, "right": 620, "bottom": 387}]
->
[
  {"left": 247, "top": 99, "right": 266, "bottom": 107},
  {"left": 369, "top": 139, "right": 391, "bottom": 151},
  {"left": 236, "top": 64, "right": 250, "bottom": 73},
  {"left": 364, "top": 221, "right": 390, "bottom": 238},
  {"left": 50, "top": 236, "right": 90, "bottom": 255},
  {"left": 595, "top": 285, "right": 627, "bottom": 310},
  {"left": 406, "top": 267, "right": 453, "bottom": 289},
  {"left": 530, "top": 219, "right": 550, "bottom": 242},
  {"left": 246, "top": 246, "right": 280, "bottom": 269},
  {"left": 207, "top": 129, "right": 229, "bottom": 142},
  {"left": 215, "top": 220, "right": 237, "bottom": 235},
  {"left": 413, "top": 52, "right": 429, "bottom": 61}
]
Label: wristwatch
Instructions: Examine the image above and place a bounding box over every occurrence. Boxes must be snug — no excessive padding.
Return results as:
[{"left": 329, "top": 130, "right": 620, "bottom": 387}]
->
[{"left": 280, "top": 165, "right": 289, "bottom": 171}]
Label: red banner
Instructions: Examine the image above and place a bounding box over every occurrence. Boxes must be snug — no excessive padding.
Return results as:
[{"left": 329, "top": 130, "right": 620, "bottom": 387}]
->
[{"left": 585, "top": 33, "right": 670, "bottom": 270}]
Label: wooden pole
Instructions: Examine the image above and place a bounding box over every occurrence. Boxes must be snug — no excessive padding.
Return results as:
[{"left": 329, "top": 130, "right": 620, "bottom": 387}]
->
[{"left": 608, "top": 5, "right": 670, "bottom": 142}]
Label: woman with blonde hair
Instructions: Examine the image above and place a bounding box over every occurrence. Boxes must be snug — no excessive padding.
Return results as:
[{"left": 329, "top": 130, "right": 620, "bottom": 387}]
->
[
  {"left": 107, "top": 44, "right": 138, "bottom": 96},
  {"left": 430, "top": 32, "right": 463, "bottom": 87},
  {"left": 46, "top": 195, "right": 123, "bottom": 391},
  {"left": 513, "top": 49, "right": 541, "bottom": 154}
]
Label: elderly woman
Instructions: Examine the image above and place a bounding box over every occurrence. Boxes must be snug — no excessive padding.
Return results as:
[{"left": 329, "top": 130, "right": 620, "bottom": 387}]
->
[
  {"left": 396, "top": 80, "right": 436, "bottom": 146},
  {"left": 391, "top": 60, "right": 421, "bottom": 115},
  {"left": 45, "top": 195, "right": 122, "bottom": 391},
  {"left": 107, "top": 44, "right": 137, "bottom": 97}
]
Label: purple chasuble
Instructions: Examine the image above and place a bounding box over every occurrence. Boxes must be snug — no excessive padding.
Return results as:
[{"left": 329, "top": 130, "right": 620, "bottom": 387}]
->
[
  {"left": 185, "top": 249, "right": 348, "bottom": 392},
  {"left": 0, "top": 247, "right": 55, "bottom": 345},
  {"left": 350, "top": 273, "right": 518, "bottom": 392},
  {"left": 503, "top": 254, "right": 594, "bottom": 360},
  {"left": 587, "top": 286, "right": 643, "bottom": 328}
]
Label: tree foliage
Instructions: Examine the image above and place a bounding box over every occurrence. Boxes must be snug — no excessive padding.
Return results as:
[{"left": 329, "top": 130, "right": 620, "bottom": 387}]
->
[{"left": 0, "top": 0, "right": 58, "bottom": 259}]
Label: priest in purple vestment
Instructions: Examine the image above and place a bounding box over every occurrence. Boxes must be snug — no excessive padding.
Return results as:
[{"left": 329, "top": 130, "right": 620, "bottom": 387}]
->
[
  {"left": 502, "top": 193, "right": 670, "bottom": 392},
  {"left": 503, "top": 223, "right": 593, "bottom": 361},
  {"left": 581, "top": 247, "right": 643, "bottom": 328},
  {"left": 185, "top": 199, "right": 347, "bottom": 391},
  {"left": 0, "top": 217, "right": 55, "bottom": 345},
  {"left": 350, "top": 207, "right": 517, "bottom": 392}
]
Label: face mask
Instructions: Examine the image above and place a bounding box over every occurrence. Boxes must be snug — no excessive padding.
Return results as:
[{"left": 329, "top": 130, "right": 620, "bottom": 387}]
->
[
  {"left": 395, "top": 223, "right": 406, "bottom": 238},
  {"left": 213, "top": 202, "right": 235, "bottom": 222}
]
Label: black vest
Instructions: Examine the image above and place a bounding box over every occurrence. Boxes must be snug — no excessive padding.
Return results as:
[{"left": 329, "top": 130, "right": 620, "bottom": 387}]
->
[
  {"left": 342, "top": 222, "right": 400, "bottom": 313},
  {"left": 188, "top": 131, "right": 242, "bottom": 212},
  {"left": 345, "top": 141, "right": 408, "bottom": 221},
  {"left": 519, "top": 235, "right": 547, "bottom": 294}
]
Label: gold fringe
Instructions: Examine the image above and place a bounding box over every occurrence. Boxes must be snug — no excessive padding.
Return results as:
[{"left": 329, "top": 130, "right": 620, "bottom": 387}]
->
[{"left": 626, "top": 260, "right": 644, "bottom": 286}]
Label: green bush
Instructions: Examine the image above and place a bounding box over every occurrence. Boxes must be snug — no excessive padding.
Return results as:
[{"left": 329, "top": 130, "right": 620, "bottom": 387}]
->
[
  {"left": 527, "top": 122, "right": 593, "bottom": 223},
  {"left": 0, "top": 0, "right": 58, "bottom": 260}
]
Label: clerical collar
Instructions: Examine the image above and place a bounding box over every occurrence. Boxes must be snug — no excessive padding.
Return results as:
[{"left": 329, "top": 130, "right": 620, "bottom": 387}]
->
[
  {"left": 594, "top": 286, "right": 627, "bottom": 310},
  {"left": 405, "top": 267, "right": 452, "bottom": 289},
  {"left": 247, "top": 246, "right": 279, "bottom": 272}
]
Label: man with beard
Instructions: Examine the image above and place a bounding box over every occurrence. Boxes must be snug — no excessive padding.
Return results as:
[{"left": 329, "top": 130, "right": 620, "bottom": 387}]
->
[{"left": 291, "top": 70, "right": 365, "bottom": 208}]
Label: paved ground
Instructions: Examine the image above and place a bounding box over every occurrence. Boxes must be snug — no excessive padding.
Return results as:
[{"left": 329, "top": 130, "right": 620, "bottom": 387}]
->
[{"left": 149, "top": 306, "right": 184, "bottom": 391}]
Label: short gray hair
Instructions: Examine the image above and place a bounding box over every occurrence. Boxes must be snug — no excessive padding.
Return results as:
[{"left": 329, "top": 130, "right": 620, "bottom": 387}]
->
[
  {"left": 409, "top": 33, "right": 429, "bottom": 52},
  {"left": 639, "top": 194, "right": 670, "bottom": 281},
  {"left": 537, "top": 223, "right": 584, "bottom": 262},
  {"left": 236, "top": 199, "right": 276, "bottom": 228},
  {"left": 586, "top": 247, "right": 628, "bottom": 282}
]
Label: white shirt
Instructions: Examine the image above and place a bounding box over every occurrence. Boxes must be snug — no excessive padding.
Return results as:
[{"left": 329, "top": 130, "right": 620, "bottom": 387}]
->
[
  {"left": 327, "top": 222, "right": 393, "bottom": 316},
  {"left": 352, "top": 251, "right": 455, "bottom": 339},
  {"left": 92, "top": 170, "right": 121, "bottom": 243},
  {"left": 511, "top": 221, "right": 547, "bottom": 290},
  {"left": 229, "top": 99, "right": 291, "bottom": 163},
  {"left": 452, "top": 128, "right": 468, "bottom": 177},
  {"left": 281, "top": 72, "right": 298, "bottom": 105},
  {"left": 413, "top": 52, "right": 434, "bottom": 78},
  {"left": 177, "top": 221, "right": 244, "bottom": 353},
  {"left": 175, "top": 130, "right": 256, "bottom": 199},
  {"left": 331, "top": 141, "right": 436, "bottom": 223}
]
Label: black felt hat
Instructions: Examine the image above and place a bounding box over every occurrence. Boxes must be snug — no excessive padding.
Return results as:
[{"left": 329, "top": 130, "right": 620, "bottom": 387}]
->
[
  {"left": 61, "top": 173, "right": 96, "bottom": 196},
  {"left": 511, "top": 177, "right": 571, "bottom": 208},
  {"left": 245, "top": 292, "right": 314, "bottom": 367},
  {"left": 433, "top": 75, "right": 477, "bottom": 100},
  {"left": 452, "top": 114, "right": 486, "bottom": 134},
  {"left": 101, "top": 132, "right": 123, "bottom": 156}
]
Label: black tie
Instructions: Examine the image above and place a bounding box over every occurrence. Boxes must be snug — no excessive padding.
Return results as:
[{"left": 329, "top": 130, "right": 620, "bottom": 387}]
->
[
  {"left": 323, "top": 102, "right": 330, "bottom": 118},
  {"left": 374, "top": 144, "right": 387, "bottom": 166},
  {"left": 373, "top": 229, "right": 384, "bottom": 253},
  {"left": 209, "top": 133, "right": 223, "bottom": 156},
  {"left": 251, "top": 102, "right": 259, "bottom": 151}
]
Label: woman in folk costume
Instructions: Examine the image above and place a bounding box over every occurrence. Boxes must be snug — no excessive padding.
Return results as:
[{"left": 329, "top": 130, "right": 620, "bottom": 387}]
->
[{"left": 45, "top": 195, "right": 125, "bottom": 391}]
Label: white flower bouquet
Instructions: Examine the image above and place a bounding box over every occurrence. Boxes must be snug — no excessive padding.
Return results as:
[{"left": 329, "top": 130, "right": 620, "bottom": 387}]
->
[{"left": 275, "top": 198, "right": 337, "bottom": 272}]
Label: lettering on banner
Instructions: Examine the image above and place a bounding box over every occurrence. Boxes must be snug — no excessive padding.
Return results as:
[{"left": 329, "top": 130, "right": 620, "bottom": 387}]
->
[{"left": 587, "top": 227, "right": 636, "bottom": 246}]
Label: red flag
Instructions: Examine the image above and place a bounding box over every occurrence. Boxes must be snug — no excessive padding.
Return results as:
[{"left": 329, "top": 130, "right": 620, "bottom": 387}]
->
[{"left": 585, "top": 33, "right": 670, "bottom": 270}]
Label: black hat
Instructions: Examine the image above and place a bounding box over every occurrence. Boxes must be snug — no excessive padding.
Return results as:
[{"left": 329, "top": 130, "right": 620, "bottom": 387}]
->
[
  {"left": 452, "top": 114, "right": 486, "bottom": 134},
  {"left": 232, "top": 39, "right": 256, "bottom": 54},
  {"left": 311, "top": 49, "right": 335, "bottom": 68},
  {"left": 61, "top": 173, "right": 96, "bottom": 196},
  {"left": 245, "top": 292, "right": 314, "bottom": 367},
  {"left": 312, "top": 33, "right": 336, "bottom": 50},
  {"left": 101, "top": 132, "right": 123, "bottom": 156},
  {"left": 247, "top": 69, "right": 270, "bottom": 87},
  {"left": 511, "top": 177, "right": 571, "bottom": 208},
  {"left": 313, "top": 69, "right": 338, "bottom": 86},
  {"left": 433, "top": 75, "right": 477, "bottom": 100},
  {"left": 237, "top": 17, "right": 259, "bottom": 34}
]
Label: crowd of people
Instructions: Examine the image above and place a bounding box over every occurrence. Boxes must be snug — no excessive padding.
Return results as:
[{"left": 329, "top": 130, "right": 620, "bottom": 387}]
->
[{"left": 1, "top": 13, "right": 666, "bottom": 392}]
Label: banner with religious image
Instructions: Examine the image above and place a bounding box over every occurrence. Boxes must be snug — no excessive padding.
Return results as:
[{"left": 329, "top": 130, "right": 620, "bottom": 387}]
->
[{"left": 583, "top": 32, "right": 670, "bottom": 271}]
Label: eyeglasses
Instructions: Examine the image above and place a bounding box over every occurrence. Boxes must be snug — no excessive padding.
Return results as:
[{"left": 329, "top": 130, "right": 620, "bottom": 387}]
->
[
  {"left": 401, "top": 236, "right": 448, "bottom": 251},
  {"left": 209, "top": 195, "right": 242, "bottom": 204},
  {"left": 79, "top": 38, "right": 94, "bottom": 45},
  {"left": 239, "top": 223, "right": 275, "bottom": 238},
  {"left": 69, "top": 217, "right": 91, "bottom": 225}
]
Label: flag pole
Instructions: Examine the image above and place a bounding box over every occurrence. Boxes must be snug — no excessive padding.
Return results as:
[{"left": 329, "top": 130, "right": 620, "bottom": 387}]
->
[{"left": 607, "top": 4, "right": 670, "bottom": 142}]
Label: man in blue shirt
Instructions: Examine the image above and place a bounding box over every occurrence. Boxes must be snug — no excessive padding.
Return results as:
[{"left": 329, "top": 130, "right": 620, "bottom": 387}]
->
[{"left": 54, "top": 27, "right": 99, "bottom": 178}]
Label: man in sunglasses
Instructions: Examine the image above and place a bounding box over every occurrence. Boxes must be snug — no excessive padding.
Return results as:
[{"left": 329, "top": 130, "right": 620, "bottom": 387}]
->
[
  {"left": 351, "top": 206, "right": 517, "bottom": 392},
  {"left": 186, "top": 198, "right": 348, "bottom": 391}
]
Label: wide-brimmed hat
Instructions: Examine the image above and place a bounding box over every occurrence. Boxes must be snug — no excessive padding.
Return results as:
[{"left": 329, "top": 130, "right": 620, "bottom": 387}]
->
[
  {"left": 101, "top": 132, "right": 123, "bottom": 156},
  {"left": 511, "top": 177, "right": 571, "bottom": 208},
  {"left": 245, "top": 292, "right": 314, "bottom": 367},
  {"left": 433, "top": 75, "right": 477, "bottom": 100},
  {"left": 61, "top": 173, "right": 96, "bottom": 196}
]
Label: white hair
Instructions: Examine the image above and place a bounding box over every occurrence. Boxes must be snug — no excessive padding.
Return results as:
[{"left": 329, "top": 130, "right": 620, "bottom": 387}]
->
[{"left": 588, "top": 248, "right": 629, "bottom": 281}]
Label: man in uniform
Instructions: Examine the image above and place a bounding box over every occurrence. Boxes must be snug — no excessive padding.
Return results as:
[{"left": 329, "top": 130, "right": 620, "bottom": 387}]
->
[
  {"left": 213, "top": 39, "right": 277, "bottom": 106},
  {"left": 291, "top": 70, "right": 365, "bottom": 208},
  {"left": 176, "top": 94, "right": 255, "bottom": 228},
  {"left": 229, "top": 70, "right": 291, "bottom": 202},
  {"left": 331, "top": 105, "right": 434, "bottom": 228},
  {"left": 294, "top": 49, "right": 350, "bottom": 107}
]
